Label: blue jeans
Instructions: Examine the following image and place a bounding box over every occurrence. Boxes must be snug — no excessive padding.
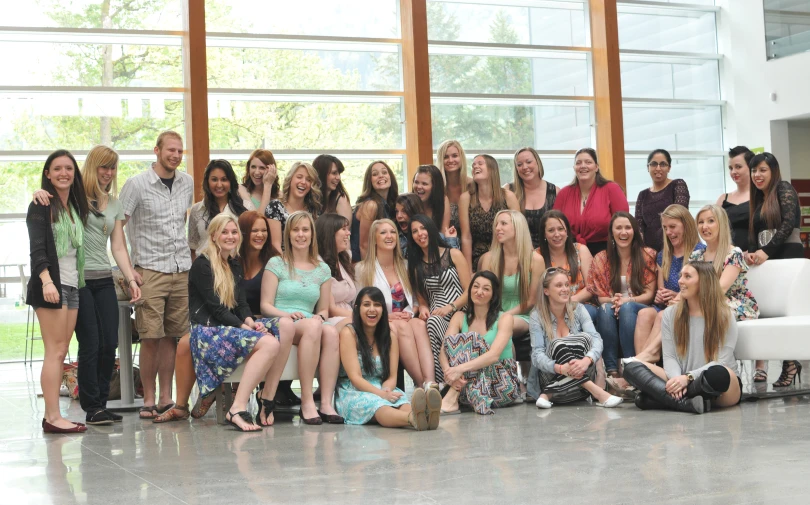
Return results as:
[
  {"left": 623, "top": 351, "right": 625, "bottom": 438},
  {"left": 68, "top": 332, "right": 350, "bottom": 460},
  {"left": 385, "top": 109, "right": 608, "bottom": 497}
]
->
[
  {"left": 596, "top": 301, "right": 647, "bottom": 372},
  {"left": 582, "top": 303, "right": 599, "bottom": 324}
]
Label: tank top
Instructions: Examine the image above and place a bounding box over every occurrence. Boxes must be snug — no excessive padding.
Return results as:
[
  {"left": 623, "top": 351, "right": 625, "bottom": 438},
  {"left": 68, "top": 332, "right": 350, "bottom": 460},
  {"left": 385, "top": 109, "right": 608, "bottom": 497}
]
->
[
  {"left": 722, "top": 195, "right": 750, "bottom": 252},
  {"left": 461, "top": 312, "right": 513, "bottom": 360}
]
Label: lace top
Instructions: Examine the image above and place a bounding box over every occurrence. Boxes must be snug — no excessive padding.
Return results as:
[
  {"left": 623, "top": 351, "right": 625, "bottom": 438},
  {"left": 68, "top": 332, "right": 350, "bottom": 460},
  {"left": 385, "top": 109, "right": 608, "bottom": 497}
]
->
[
  {"left": 265, "top": 256, "right": 331, "bottom": 317},
  {"left": 469, "top": 190, "right": 508, "bottom": 271},
  {"left": 750, "top": 180, "right": 802, "bottom": 259},
  {"left": 508, "top": 181, "right": 558, "bottom": 249},
  {"left": 635, "top": 179, "right": 690, "bottom": 252},
  {"left": 689, "top": 247, "right": 759, "bottom": 321}
]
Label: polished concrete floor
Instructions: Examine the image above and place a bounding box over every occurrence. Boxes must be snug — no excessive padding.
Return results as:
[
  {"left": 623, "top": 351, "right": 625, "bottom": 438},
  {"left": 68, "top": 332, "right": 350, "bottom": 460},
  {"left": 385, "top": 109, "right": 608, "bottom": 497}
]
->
[{"left": 2, "top": 362, "right": 810, "bottom": 505}]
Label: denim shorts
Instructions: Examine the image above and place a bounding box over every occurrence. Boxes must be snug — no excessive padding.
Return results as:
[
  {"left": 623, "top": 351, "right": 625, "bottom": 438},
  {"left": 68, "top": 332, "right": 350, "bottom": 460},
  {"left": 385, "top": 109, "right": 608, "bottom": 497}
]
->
[{"left": 61, "top": 285, "right": 80, "bottom": 309}]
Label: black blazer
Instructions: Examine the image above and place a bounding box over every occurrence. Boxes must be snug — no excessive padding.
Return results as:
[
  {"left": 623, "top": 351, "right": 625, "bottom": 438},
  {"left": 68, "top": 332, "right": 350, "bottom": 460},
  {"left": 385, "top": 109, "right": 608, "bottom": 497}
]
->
[
  {"left": 189, "top": 255, "right": 254, "bottom": 328},
  {"left": 26, "top": 202, "right": 62, "bottom": 309}
]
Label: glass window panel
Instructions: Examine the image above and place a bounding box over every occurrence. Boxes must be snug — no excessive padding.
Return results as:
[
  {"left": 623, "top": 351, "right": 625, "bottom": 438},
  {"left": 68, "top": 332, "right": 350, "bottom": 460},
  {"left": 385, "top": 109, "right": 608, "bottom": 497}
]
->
[
  {"left": 618, "top": 9, "right": 717, "bottom": 53},
  {"left": 623, "top": 105, "right": 722, "bottom": 151},
  {"left": 427, "top": 1, "right": 589, "bottom": 47},
  {"left": 458, "top": 154, "right": 577, "bottom": 193},
  {"left": 0, "top": 42, "right": 183, "bottom": 88},
  {"left": 208, "top": 47, "right": 401, "bottom": 91},
  {"left": 2, "top": 0, "right": 183, "bottom": 30},
  {"left": 206, "top": 0, "right": 400, "bottom": 38},
  {"left": 429, "top": 54, "right": 589, "bottom": 96},
  {"left": 625, "top": 156, "right": 725, "bottom": 209},
  {"left": 764, "top": 1, "right": 810, "bottom": 60},
  {"left": 207, "top": 99, "right": 403, "bottom": 150},
  {"left": 620, "top": 58, "right": 719, "bottom": 100},
  {"left": 0, "top": 94, "right": 184, "bottom": 151}
]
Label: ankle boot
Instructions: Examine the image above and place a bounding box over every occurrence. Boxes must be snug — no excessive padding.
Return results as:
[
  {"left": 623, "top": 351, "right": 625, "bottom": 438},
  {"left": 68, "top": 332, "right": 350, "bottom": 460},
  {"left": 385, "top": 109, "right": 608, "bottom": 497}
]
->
[{"left": 623, "top": 362, "right": 704, "bottom": 414}]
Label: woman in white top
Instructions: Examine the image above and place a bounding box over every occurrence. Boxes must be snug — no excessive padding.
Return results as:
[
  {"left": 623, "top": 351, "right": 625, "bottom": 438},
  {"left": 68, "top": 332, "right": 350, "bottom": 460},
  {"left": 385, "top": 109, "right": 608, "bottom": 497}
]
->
[
  {"left": 316, "top": 213, "right": 356, "bottom": 329},
  {"left": 356, "top": 219, "right": 436, "bottom": 388}
]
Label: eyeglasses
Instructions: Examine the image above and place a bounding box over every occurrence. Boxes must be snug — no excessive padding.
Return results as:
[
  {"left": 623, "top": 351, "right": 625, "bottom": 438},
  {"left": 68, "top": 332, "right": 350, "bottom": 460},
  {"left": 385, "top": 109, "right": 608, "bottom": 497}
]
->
[{"left": 648, "top": 162, "right": 670, "bottom": 169}]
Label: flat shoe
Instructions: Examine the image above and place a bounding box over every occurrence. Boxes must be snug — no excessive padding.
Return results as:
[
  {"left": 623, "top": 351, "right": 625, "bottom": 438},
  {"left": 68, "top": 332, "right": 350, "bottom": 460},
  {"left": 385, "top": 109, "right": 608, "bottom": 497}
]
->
[
  {"left": 43, "top": 419, "right": 87, "bottom": 434},
  {"left": 298, "top": 408, "right": 323, "bottom": 425},
  {"left": 440, "top": 408, "right": 461, "bottom": 415},
  {"left": 409, "top": 388, "right": 428, "bottom": 431},
  {"left": 426, "top": 387, "right": 442, "bottom": 430},
  {"left": 535, "top": 397, "right": 553, "bottom": 409},
  {"left": 595, "top": 395, "right": 623, "bottom": 408},
  {"left": 318, "top": 411, "right": 345, "bottom": 424}
]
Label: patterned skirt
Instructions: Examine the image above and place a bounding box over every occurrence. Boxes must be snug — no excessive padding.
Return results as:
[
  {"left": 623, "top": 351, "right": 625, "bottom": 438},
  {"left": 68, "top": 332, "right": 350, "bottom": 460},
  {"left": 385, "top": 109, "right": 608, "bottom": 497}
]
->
[
  {"left": 190, "top": 317, "right": 281, "bottom": 397},
  {"left": 537, "top": 333, "right": 596, "bottom": 404},
  {"left": 444, "top": 331, "right": 520, "bottom": 415}
]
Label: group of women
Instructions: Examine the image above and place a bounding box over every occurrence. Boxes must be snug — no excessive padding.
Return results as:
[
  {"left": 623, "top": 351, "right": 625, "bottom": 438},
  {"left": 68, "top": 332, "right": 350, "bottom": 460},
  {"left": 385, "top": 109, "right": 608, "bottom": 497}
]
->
[{"left": 28, "top": 139, "right": 803, "bottom": 434}]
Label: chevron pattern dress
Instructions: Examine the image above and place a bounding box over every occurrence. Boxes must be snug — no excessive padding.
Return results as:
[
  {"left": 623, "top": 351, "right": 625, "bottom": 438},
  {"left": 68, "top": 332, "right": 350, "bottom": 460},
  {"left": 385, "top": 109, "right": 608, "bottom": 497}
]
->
[
  {"left": 420, "top": 248, "right": 464, "bottom": 383},
  {"left": 444, "top": 313, "right": 520, "bottom": 415}
]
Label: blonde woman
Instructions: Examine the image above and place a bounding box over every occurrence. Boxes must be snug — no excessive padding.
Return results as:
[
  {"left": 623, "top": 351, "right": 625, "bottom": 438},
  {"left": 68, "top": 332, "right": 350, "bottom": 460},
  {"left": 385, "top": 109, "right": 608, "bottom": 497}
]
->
[
  {"left": 508, "top": 147, "right": 558, "bottom": 249},
  {"left": 33, "top": 146, "right": 141, "bottom": 426},
  {"left": 459, "top": 154, "right": 519, "bottom": 273},
  {"left": 185, "top": 214, "right": 293, "bottom": 431},
  {"left": 478, "top": 210, "right": 546, "bottom": 391},
  {"left": 436, "top": 139, "right": 469, "bottom": 234},
  {"left": 623, "top": 262, "right": 741, "bottom": 414},
  {"left": 261, "top": 211, "right": 342, "bottom": 425},
  {"left": 528, "top": 268, "right": 621, "bottom": 409},
  {"left": 265, "top": 162, "right": 322, "bottom": 252},
  {"left": 356, "top": 219, "right": 436, "bottom": 388}
]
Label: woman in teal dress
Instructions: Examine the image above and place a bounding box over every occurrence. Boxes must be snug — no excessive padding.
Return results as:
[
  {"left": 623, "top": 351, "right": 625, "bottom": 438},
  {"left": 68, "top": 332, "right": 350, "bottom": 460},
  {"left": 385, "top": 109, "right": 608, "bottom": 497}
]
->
[
  {"left": 336, "top": 287, "right": 441, "bottom": 430},
  {"left": 440, "top": 271, "right": 521, "bottom": 415}
]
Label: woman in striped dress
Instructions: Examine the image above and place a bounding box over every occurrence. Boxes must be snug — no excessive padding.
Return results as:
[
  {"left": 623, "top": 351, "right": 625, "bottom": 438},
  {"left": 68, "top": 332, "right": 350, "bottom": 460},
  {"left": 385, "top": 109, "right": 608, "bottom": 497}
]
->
[{"left": 407, "top": 214, "right": 471, "bottom": 385}]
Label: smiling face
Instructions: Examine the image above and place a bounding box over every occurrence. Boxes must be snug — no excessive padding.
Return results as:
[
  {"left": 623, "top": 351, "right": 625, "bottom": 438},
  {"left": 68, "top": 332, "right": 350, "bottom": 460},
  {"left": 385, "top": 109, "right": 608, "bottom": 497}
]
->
[
  {"left": 358, "top": 294, "right": 383, "bottom": 328},
  {"left": 728, "top": 154, "right": 750, "bottom": 186},
  {"left": 543, "top": 272, "right": 570, "bottom": 304},
  {"left": 443, "top": 145, "right": 461, "bottom": 173},
  {"left": 96, "top": 162, "right": 117, "bottom": 191},
  {"left": 678, "top": 264, "right": 699, "bottom": 300},
  {"left": 470, "top": 276, "right": 494, "bottom": 307},
  {"left": 207, "top": 168, "right": 231, "bottom": 201},
  {"left": 413, "top": 172, "right": 433, "bottom": 202},
  {"left": 544, "top": 217, "right": 568, "bottom": 250},
  {"left": 216, "top": 221, "right": 240, "bottom": 255},
  {"left": 46, "top": 155, "right": 76, "bottom": 192},
  {"left": 494, "top": 213, "right": 515, "bottom": 244},
  {"left": 370, "top": 163, "right": 391, "bottom": 192},
  {"left": 289, "top": 217, "right": 312, "bottom": 251},
  {"left": 647, "top": 152, "right": 670, "bottom": 184},
  {"left": 327, "top": 163, "right": 341, "bottom": 192},
  {"left": 751, "top": 161, "right": 772, "bottom": 190},
  {"left": 335, "top": 222, "right": 351, "bottom": 253},
  {"left": 696, "top": 210, "right": 719, "bottom": 245},
  {"left": 471, "top": 156, "right": 488, "bottom": 183},
  {"left": 248, "top": 217, "right": 268, "bottom": 252},
  {"left": 395, "top": 203, "right": 410, "bottom": 232},
  {"left": 611, "top": 217, "right": 634, "bottom": 248},
  {"left": 248, "top": 157, "right": 268, "bottom": 187},
  {"left": 410, "top": 220, "right": 429, "bottom": 250},
  {"left": 156, "top": 137, "right": 183, "bottom": 172},
  {"left": 661, "top": 216, "right": 684, "bottom": 249},
  {"left": 515, "top": 150, "right": 539, "bottom": 182},
  {"left": 290, "top": 167, "right": 313, "bottom": 199},
  {"left": 375, "top": 222, "right": 398, "bottom": 251},
  {"left": 574, "top": 152, "right": 598, "bottom": 183}
]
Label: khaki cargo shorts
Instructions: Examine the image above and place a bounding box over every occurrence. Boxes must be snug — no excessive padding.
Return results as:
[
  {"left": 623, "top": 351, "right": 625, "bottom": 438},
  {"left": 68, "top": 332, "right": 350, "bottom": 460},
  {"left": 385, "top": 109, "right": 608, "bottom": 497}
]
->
[{"left": 134, "top": 267, "right": 190, "bottom": 340}]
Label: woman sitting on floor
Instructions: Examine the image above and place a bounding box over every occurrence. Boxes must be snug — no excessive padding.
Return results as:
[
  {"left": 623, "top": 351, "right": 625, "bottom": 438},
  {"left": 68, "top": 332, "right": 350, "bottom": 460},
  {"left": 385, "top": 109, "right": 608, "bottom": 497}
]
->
[
  {"left": 336, "top": 287, "right": 441, "bottom": 430},
  {"left": 440, "top": 271, "right": 521, "bottom": 415},
  {"left": 623, "top": 261, "right": 741, "bottom": 414},
  {"left": 529, "top": 268, "right": 622, "bottom": 409}
]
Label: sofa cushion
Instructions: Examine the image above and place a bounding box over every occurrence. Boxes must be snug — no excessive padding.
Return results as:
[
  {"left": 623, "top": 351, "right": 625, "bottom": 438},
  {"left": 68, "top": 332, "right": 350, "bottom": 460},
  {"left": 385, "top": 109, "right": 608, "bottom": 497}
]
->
[
  {"left": 745, "top": 258, "right": 810, "bottom": 318},
  {"left": 736, "top": 316, "right": 810, "bottom": 360}
]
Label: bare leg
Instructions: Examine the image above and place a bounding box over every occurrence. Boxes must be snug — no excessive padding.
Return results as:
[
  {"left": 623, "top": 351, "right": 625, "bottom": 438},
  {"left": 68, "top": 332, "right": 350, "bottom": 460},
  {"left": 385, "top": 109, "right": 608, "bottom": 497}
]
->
[
  {"left": 156, "top": 336, "right": 177, "bottom": 407},
  {"left": 635, "top": 312, "right": 663, "bottom": 363},
  {"left": 228, "top": 335, "right": 280, "bottom": 431},
  {"left": 712, "top": 367, "right": 742, "bottom": 408},
  {"left": 293, "top": 318, "right": 322, "bottom": 420},
  {"left": 37, "top": 307, "right": 79, "bottom": 429},
  {"left": 408, "top": 318, "right": 435, "bottom": 383},
  {"left": 633, "top": 308, "right": 657, "bottom": 357},
  {"left": 317, "top": 324, "right": 340, "bottom": 416},
  {"left": 635, "top": 360, "right": 669, "bottom": 380},
  {"left": 139, "top": 338, "right": 159, "bottom": 408},
  {"left": 373, "top": 404, "right": 413, "bottom": 428},
  {"left": 393, "top": 321, "right": 424, "bottom": 386},
  {"left": 582, "top": 380, "right": 613, "bottom": 403},
  {"left": 441, "top": 387, "right": 460, "bottom": 412},
  {"left": 258, "top": 317, "right": 294, "bottom": 425},
  {"left": 172, "top": 335, "right": 195, "bottom": 407}
]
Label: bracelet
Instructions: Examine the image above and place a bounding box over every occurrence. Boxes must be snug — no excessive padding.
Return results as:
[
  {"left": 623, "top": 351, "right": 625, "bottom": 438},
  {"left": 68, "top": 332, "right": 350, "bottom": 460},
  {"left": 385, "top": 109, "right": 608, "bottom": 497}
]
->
[
  {"left": 316, "top": 314, "right": 325, "bottom": 322},
  {"left": 42, "top": 281, "right": 54, "bottom": 288}
]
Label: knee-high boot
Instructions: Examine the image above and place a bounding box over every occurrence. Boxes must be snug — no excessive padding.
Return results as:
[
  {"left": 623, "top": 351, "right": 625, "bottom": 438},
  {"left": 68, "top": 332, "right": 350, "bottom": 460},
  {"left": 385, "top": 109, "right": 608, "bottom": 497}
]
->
[{"left": 622, "top": 362, "right": 704, "bottom": 414}]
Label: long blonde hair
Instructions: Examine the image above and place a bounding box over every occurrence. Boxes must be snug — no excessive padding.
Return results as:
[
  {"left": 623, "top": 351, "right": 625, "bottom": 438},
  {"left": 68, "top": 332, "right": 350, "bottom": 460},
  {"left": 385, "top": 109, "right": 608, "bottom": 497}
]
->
[
  {"left": 535, "top": 269, "right": 576, "bottom": 338},
  {"left": 673, "top": 261, "right": 730, "bottom": 361},
  {"left": 82, "top": 145, "right": 119, "bottom": 206},
  {"left": 512, "top": 147, "right": 545, "bottom": 211},
  {"left": 484, "top": 210, "right": 533, "bottom": 309},
  {"left": 200, "top": 213, "right": 242, "bottom": 309},
  {"left": 436, "top": 139, "right": 468, "bottom": 194},
  {"left": 660, "top": 204, "right": 699, "bottom": 279},
  {"left": 470, "top": 154, "right": 505, "bottom": 208},
  {"left": 282, "top": 162, "right": 322, "bottom": 217},
  {"left": 359, "top": 218, "right": 411, "bottom": 294},
  {"left": 696, "top": 204, "right": 732, "bottom": 275},
  {"left": 281, "top": 211, "right": 320, "bottom": 279}
]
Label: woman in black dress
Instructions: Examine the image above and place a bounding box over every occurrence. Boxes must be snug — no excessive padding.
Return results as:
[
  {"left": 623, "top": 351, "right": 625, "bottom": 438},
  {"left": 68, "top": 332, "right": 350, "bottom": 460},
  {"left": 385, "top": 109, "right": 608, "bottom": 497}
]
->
[{"left": 715, "top": 146, "right": 754, "bottom": 252}]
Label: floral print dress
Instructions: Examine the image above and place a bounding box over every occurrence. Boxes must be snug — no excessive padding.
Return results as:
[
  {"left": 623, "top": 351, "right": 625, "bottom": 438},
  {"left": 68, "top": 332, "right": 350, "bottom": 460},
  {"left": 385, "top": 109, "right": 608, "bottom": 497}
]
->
[{"left": 690, "top": 247, "right": 759, "bottom": 321}]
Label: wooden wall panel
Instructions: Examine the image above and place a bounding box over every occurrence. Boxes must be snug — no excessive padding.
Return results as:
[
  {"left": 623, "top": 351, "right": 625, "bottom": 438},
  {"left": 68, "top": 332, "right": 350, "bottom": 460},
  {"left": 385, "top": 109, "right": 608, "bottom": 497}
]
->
[{"left": 183, "top": 0, "right": 210, "bottom": 201}]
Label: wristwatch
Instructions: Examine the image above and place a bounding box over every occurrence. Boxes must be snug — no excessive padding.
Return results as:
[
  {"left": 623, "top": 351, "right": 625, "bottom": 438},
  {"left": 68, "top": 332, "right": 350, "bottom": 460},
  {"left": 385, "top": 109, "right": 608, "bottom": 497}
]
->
[{"left": 686, "top": 373, "right": 695, "bottom": 383}]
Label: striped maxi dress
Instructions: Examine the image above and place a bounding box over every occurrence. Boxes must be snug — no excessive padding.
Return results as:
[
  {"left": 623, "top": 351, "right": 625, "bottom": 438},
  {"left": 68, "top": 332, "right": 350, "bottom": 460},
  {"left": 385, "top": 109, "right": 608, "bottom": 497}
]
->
[
  {"left": 418, "top": 248, "right": 464, "bottom": 384},
  {"left": 537, "top": 333, "right": 597, "bottom": 404}
]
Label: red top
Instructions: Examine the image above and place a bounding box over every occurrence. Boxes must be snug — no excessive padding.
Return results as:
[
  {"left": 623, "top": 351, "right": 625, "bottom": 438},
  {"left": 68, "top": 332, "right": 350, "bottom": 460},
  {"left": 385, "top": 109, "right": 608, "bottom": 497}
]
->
[{"left": 553, "top": 181, "right": 629, "bottom": 245}]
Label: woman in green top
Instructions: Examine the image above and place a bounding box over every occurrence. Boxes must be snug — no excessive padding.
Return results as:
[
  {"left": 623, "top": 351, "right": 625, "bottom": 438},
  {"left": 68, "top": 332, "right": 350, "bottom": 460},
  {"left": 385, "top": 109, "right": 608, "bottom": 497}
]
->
[
  {"left": 440, "top": 271, "right": 520, "bottom": 415},
  {"left": 34, "top": 145, "right": 141, "bottom": 426}
]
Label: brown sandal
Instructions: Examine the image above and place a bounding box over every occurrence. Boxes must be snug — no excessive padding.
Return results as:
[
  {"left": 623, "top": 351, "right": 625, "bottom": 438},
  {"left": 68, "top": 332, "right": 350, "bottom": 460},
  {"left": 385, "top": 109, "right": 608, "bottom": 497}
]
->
[
  {"left": 139, "top": 405, "right": 158, "bottom": 419},
  {"left": 191, "top": 391, "right": 218, "bottom": 419},
  {"left": 153, "top": 405, "right": 190, "bottom": 423}
]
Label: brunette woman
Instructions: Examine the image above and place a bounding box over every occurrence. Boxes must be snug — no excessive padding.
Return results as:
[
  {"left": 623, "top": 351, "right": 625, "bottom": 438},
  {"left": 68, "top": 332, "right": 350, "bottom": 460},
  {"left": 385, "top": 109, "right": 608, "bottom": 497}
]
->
[
  {"left": 746, "top": 152, "right": 802, "bottom": 387},
  {"left": 27, "top": 150, "right": 90, "bottom": 433},
  {"left": 395, "top": 193, "right": 424, "bottom": 258},
  {"left": 440, "top": 271, "right": 521, "bottom": 415},
  {"left": 587, "top": 212, "right": 656, "bottom": 377},
  {"left": 529, "top": 268, "right": 622, "bottom": 409},
  {"left": 413, "top": 164, "right": 457, "bottom": 247},
  {"left": 337, "top": 287, "right": 440, "bottom": 430},
  {"left": 188, "top": 159, "right": 250, "bottom": 258},
  {"left": 460, "top": 154, "right": 519, "bottom": 273},
  {"left": 238, "top": 149, "right": 279, "bottom": 213},
  {"left": 553, "top": 148, "right": 629, "bottom": 256},
  {"left": 265, "top": 161, "right": 322, "bottom": 253},
  {"left": 436, "top": 139, "right": 469, "bottom": 234},
  {"left": 237, "top": 211, "right": 279, "bottom": 316},
  {"left": 715, "top": 146, "right": 754, "bottom": 252},
  {"left": 408, "top": 214, "right": 471, "bottom": 384},
  {"left": 316, "top": 213, "right": 356, "bottom": 327},
  {"left": 356, "top": 219, "right": 436, "bottom": 388},
  {"left": 351, "top": 161, "right": 398, "bottom": 262},
  {"left": 314, "top": 154, "right": 352, "bottom": 222},
  {"left": 635, "top": 149, "right": 690, "bottom": 252},
  {"left": 623, "top": 262, "right": 741, "bottom": 414},
  {"left": 509, "top": 147, "right": 557, "bottom": 249}
]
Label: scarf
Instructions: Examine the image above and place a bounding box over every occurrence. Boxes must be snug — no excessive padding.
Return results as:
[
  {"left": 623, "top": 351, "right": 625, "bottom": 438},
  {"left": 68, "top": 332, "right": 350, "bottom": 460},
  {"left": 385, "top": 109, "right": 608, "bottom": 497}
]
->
[{"left": 53, "top": 205, "right": 85, "bottom": 288}]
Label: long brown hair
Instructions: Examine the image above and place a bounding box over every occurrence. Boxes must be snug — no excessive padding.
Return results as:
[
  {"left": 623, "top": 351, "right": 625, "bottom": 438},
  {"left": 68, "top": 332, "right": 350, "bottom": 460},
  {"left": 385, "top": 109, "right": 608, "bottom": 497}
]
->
[
  {"left": 607, "top": 212, "right": 653, "bottom": 295},
  {"left": 660, "top": 204, "right": 699, "bottom": 279},
  {"left": 313, "top": 154, "right": 349, "bottom": 214},
  {"left": 356, "top": 160, "right": 398, "bottom": 219},
  {"left": 470, "top": 154, "right": 505, "bottom": 208},
  {"left": 537, "top": 210, "right": 579, "bottom": 283},
  {"left": 238, "top": 211, "right": 279, "bottom": 277},
  {"left": 243, "top": 149, "right": 280, "bottom": 198},
  {"left": 748, "top": 152, "right": 782, "bottom": 247},
  {"left": 512, "top": 147, "right": 545, "bottom": 210},
  {"left": 316, "top": 213, "right": 354, "bottom": 282},
  {"left": 569, "top": 147, "right": 610, "bottom": 188},
  {"left": 673, "top": 261, "right": 730, "bottom": 361}
]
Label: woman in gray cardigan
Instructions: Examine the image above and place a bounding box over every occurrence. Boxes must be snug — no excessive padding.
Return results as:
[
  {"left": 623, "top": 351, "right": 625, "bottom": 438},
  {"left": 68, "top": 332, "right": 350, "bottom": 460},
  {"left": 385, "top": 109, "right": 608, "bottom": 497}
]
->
[{"left": 623, "top": 261, "right": 741, "bottom": 414}]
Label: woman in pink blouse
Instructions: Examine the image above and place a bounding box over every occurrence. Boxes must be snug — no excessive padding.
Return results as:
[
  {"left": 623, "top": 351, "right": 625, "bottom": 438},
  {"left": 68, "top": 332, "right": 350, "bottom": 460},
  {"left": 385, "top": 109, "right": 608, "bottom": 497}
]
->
[{"left": 553, "top": 148, "right": 629, "bottom": 256}]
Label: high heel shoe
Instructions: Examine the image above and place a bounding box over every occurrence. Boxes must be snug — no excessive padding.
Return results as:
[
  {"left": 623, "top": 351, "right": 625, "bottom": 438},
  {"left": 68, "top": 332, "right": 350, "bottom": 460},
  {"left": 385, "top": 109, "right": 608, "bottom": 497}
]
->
[{"left": 773, "top": 360, "right": 802, "bottom": 387}]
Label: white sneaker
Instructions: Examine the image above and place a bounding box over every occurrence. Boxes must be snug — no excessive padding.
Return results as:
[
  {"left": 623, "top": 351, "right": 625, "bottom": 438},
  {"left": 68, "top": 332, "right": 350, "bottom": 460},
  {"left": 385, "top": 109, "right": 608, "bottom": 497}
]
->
[
  {"left": 595, "top": 395, "right": 623, "bottom": 408},
  {"left": 535, "top": 397, "right": 553, "bottom": 409}
]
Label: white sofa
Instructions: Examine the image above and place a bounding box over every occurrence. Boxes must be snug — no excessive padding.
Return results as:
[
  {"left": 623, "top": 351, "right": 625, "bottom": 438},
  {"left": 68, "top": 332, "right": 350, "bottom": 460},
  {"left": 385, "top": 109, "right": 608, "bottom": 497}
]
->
[{"left": 735, "top": 258, "right": 810, "bottom": 361}]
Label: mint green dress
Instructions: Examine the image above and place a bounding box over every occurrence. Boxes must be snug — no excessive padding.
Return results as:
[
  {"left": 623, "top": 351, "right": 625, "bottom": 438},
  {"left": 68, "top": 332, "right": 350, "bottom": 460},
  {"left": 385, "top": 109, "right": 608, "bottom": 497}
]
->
[
  {"left": 265, "top": 256, "right": 331, "bottom": 316},
  {"left": 502, "top": 273, "right": 531, "bottom": 323}
]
